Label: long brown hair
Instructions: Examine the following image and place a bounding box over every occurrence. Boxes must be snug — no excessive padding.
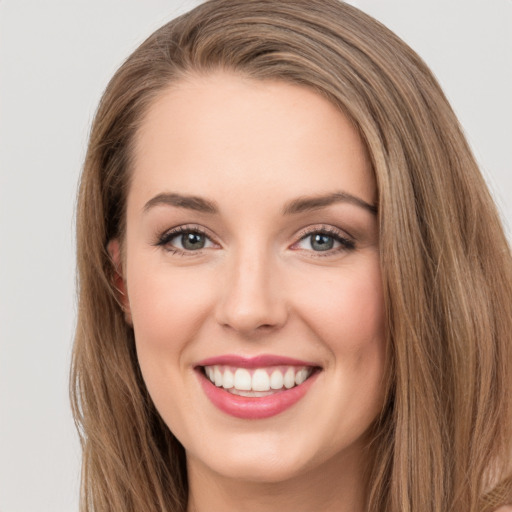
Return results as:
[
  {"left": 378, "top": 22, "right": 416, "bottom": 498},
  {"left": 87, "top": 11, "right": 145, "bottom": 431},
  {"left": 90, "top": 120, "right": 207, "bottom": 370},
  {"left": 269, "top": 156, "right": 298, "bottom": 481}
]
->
[{"left": 71, "top": 1, "right": 512, "bottom": 510}]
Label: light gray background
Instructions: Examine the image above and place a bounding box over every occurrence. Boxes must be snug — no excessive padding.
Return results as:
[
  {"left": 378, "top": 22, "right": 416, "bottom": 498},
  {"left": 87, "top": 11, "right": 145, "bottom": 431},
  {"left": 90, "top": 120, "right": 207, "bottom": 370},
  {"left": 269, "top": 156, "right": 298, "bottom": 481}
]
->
[{"left": 0, "top": 1, "right": 510, "bottom": 511}]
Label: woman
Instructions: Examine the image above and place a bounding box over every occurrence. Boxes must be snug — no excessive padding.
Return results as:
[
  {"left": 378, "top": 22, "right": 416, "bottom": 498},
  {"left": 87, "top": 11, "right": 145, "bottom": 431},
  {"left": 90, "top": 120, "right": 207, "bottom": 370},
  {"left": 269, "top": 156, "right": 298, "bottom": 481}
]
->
[{"left": 71, "top": 0, "right": 512, "bottom": 511}]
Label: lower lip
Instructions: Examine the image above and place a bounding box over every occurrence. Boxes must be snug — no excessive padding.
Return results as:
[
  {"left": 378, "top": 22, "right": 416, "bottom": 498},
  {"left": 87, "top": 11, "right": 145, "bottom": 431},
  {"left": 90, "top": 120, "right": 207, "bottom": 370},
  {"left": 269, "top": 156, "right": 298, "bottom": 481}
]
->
[{"left": 197, "top": 369, "right": 319, "bottom": 419}]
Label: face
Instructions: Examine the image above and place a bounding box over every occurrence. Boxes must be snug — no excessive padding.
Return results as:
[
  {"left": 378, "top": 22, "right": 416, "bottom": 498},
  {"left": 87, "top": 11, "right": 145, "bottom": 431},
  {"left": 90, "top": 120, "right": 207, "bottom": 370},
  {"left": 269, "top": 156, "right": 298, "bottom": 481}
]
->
[{"left": 115, "top": 73, "right": 386, "bottom": 487}]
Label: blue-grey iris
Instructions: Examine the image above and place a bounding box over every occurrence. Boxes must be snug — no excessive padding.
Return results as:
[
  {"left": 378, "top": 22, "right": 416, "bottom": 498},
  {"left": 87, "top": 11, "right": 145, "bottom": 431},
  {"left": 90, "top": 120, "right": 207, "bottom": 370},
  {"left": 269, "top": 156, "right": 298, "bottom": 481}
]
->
[
  {"left": 311, "top": 234, "right": 334, "bottom": 251},
  {"left": 182, "top": 233, "right": 205, "bottom": 250}
]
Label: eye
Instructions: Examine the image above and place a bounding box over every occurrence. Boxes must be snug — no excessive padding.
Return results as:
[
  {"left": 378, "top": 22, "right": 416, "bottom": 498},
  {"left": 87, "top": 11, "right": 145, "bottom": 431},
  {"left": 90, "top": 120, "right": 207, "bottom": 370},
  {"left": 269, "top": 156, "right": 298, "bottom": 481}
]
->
[
  {"left": 303, "top": 233, "right": 337, "bottom": 251},
  {"left": 175, "top": 232, "right": 209, "bottom": 250},
  {"left": 293, "top": 227, "right": 355, "bottom": 254},
  {"left": 156, "top": 226, "right": 216, "bottom": 253}
]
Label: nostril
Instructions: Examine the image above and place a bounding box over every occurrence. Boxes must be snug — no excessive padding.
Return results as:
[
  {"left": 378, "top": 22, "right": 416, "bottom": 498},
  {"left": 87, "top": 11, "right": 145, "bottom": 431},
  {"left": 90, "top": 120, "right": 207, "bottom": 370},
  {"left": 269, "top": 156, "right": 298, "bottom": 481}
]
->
[{"left": 215, "top": 302, "right": 288, "bottom": 335}]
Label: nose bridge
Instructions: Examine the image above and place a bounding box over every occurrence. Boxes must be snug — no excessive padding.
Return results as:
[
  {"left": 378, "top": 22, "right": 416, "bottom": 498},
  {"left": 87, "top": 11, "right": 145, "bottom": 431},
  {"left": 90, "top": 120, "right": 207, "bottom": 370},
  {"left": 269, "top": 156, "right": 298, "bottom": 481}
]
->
[{"left": 215, "top": 241, "right": 286, "bottom": 334}]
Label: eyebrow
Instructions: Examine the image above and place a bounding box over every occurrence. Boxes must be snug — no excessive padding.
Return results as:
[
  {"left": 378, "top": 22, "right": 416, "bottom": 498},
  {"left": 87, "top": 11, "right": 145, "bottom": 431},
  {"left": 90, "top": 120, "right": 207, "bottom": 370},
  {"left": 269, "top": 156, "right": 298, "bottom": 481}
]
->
[
  {"left": 282, "top": 192, "right": 378, "bottom": 215},
  {"left": 143, "top": 193, "right": 219, "bottom": 214},
  {"left": 143, "top": 191, "right": 377, "bottom": 216}
]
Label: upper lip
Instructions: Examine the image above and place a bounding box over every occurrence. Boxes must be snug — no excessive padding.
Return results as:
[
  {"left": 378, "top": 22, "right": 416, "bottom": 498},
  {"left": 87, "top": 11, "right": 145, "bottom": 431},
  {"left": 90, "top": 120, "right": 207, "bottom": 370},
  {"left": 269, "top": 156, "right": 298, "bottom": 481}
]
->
[{"left": 195, "top": 354, "right": 321, "bottom": 369}]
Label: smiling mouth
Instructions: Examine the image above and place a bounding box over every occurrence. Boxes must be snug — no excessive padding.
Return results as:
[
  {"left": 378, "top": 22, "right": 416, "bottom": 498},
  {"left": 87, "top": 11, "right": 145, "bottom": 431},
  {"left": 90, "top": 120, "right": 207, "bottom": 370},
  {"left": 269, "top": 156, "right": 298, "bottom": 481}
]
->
[
  {"left": 194, "top": 355, "right": 322, "bottom": 419},
  {"left": 200, "top": 364, "right": 320, "bottom": 397}
]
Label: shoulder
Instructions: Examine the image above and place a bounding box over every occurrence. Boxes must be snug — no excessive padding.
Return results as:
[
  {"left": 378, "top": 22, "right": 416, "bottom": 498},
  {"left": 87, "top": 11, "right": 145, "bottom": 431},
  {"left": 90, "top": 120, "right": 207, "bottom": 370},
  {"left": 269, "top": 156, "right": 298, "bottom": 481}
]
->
[{"left": 494, "top": 507, "right": 512, "bottom": 512}]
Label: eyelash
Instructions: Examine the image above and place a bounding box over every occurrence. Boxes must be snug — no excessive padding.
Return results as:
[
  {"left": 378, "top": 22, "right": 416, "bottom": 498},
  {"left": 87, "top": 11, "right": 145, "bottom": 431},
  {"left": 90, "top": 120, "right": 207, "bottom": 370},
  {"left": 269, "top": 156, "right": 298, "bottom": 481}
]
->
[
  {"left": 155, "top": 225, "right": 213, "bottom": 256},
  {"left": 155, "top": 224, "right": 356, "bottom": 257},
  {"left": 293, "top": 225, "right": 356, "bottom": 256}
]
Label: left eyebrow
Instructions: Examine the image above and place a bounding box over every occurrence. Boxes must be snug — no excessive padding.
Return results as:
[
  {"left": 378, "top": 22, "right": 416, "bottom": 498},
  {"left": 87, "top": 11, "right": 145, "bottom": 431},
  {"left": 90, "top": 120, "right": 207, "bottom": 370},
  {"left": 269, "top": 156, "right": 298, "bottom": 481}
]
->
[
  {"left": 143, "top": 192, "right": 219, "bottom": 214},
  {"left": 282, "top": 192, "right": 378, "bottom": 215}
]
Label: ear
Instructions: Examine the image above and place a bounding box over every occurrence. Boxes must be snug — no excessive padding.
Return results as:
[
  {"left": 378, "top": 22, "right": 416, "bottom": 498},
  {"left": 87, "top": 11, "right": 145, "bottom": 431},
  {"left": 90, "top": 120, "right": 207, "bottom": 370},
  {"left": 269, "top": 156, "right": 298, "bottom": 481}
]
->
[{"left": 107, "top": 239, "right": 133, "bottom": 325}]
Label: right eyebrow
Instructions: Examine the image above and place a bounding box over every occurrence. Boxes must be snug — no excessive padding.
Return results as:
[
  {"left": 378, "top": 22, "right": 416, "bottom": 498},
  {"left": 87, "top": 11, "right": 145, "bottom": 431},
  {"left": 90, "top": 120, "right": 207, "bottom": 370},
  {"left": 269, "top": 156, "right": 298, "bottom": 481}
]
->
[{"left": 143, "top": 193, "right": 219, "bottom": 214}]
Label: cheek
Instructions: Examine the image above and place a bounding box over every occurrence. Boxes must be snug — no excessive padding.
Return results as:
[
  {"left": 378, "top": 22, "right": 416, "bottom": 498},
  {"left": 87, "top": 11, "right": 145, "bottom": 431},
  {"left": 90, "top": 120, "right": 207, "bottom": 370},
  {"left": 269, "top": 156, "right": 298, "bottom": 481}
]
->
[
  {"left": 124, "top": 258, "right": 220, "bottom": 424},
  {"left": 307, "top": 260, "right": 387, "bottom": 429},
  {"left": 293, "top": 259, "right": 385, "bottom": 355},
  {"left": 125, "top": 256, "right": 217, "bottom": 366},
  {"left": 291, "top": 257, "right": 387, "bottom": 413}
]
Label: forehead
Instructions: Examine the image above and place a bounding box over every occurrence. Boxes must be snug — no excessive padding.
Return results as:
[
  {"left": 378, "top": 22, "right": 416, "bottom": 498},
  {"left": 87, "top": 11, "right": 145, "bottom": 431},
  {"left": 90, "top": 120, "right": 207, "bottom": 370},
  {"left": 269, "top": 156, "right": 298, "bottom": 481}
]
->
[{"left": 130, "top": 72, "right": 375, "bottom": 211}]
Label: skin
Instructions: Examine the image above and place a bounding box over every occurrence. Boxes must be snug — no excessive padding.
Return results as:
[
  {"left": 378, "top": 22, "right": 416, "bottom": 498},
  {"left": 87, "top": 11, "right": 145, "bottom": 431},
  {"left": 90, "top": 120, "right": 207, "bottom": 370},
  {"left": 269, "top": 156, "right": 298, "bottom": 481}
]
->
[{"left": 111, "top": 72, "right": 387, "bottom": 512}]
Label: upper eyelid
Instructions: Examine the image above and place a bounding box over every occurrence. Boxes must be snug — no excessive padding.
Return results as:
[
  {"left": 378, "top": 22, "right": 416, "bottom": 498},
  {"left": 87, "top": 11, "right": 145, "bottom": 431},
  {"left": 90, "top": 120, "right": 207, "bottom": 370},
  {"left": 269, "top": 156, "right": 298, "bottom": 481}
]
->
[
  {"left": 295, "top": 224, "right": 355, "bottom": 242},
  {"left": 160, "top": 224, "right": 215, "bottom": 240}
]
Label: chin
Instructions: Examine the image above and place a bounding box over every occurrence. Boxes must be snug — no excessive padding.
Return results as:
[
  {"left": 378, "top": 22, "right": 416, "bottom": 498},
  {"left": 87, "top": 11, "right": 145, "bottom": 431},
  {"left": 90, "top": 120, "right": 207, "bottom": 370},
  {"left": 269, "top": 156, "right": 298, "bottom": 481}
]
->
[
  {"left": 207, "top": 452, "right": 310, "bottom": 484},
  {"left": 186, "top": 428, "right": 339, "bottom": 485}
]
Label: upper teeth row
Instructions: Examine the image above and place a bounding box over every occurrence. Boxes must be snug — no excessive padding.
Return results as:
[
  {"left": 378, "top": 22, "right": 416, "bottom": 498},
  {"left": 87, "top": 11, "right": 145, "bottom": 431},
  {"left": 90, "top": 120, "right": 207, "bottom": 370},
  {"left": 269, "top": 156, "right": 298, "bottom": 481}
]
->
[{"left": 204, "top": 365, "right": 311, "bottom": 392}]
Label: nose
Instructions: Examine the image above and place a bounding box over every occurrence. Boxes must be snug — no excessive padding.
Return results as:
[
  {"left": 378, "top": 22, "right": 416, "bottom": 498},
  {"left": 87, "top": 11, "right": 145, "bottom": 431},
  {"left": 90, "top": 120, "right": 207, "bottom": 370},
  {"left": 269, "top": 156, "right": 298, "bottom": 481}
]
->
[{"left": 215, "top": 248, "right": 288, "bottom": 336}]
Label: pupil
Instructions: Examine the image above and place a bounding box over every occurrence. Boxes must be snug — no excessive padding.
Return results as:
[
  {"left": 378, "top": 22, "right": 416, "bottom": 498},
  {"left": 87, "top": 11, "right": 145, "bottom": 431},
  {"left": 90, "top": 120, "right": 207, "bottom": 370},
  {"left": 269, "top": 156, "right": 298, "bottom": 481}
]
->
[
  {"left": 182, "top": 233, "right": 205, "bottom": 250},
  {"left": 311, "top": 234, "right": 333, "bottom": 251}
]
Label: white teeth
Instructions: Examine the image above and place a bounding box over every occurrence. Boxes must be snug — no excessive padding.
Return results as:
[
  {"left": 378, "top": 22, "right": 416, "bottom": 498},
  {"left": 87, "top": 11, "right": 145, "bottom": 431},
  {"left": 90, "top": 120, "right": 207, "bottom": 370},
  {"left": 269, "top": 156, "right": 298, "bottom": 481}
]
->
[
  {"left": 214, "top": 367, "right": 223, "bottom": 387},
  {"left": 270, "top": 369, "right": 284, "bottom": 390},
  {"left": 295, "top": 368, "right": 309, "bottom": 385},
  {"left": 203, "top": 364, "right": 314, "bottom": 392},
  {"left": 222, "top": 369, "right": 234, "bottom": 389},
  {"left": 284, "top": 368, "right": 295, "bottom": 389},
  {"left": 252, "top": 369, "right": 270, "bottom": 391},
  {"left": 234, "top": 368, "right": 252, "bottom": 391}
]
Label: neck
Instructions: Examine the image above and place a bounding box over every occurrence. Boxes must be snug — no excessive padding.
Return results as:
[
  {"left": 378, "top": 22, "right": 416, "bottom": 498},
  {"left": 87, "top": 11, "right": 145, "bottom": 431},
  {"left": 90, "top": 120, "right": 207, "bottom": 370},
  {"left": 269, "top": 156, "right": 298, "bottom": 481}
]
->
[{"left": 186, "top": 442, "right": 370, "bottom": 512}]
